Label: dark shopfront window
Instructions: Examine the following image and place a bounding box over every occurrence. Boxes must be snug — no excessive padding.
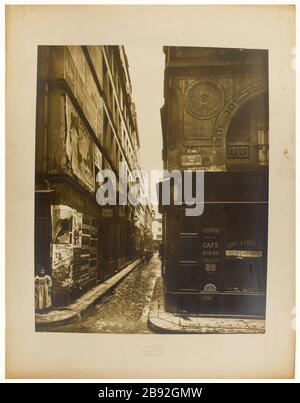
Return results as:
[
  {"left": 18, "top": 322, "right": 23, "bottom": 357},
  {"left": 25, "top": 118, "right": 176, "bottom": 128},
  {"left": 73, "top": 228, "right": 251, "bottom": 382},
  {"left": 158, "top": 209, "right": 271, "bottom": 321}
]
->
[
  {"left": 223, "top": 203, "right": 267, "bottom": 294},
  {"left": 224, "top": 257, "right": 265, "bottom": 293},
  {"left": 178, "top": 204, "right": 267, "bottom": 294}
]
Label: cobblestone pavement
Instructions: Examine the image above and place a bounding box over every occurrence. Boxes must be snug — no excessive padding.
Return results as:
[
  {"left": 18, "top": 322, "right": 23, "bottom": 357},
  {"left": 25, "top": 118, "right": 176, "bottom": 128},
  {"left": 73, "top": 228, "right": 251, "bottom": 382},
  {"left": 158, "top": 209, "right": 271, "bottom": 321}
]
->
[{"left": 44, "top": 254, "right": 162, "bottom": 334}]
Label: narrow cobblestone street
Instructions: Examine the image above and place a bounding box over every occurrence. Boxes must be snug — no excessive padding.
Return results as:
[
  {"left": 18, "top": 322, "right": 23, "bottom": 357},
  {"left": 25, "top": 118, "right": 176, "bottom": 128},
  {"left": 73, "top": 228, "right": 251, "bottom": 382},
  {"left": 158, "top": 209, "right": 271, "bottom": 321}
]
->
[{"left": 45, "top": 255, "right": 162, "bottom": 334}]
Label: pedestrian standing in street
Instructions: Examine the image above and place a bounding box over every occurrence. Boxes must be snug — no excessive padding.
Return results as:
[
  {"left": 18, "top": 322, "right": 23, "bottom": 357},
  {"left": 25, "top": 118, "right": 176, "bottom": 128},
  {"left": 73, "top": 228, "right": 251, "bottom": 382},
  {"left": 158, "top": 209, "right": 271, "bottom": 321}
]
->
[{"left": 35, "top": 268, "right": 52, "bottom": 312}]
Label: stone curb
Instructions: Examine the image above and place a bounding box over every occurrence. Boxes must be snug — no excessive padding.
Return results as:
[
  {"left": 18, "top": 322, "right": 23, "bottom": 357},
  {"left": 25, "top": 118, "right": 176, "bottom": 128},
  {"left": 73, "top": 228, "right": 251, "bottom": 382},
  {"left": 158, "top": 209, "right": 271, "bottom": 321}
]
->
[
  {"left": 35, "top": 257, "right": 144, "bottom": 328},
  {"left": 148, "top": 277, "right": 265, "bottom": 334}
]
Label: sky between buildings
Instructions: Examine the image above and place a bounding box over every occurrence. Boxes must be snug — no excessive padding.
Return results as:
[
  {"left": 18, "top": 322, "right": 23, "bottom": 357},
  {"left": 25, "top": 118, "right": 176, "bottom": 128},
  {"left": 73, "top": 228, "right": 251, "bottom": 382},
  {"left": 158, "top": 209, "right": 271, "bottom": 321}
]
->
[{"left": 125, "top": 46, "right": 165, "bottom": 177}]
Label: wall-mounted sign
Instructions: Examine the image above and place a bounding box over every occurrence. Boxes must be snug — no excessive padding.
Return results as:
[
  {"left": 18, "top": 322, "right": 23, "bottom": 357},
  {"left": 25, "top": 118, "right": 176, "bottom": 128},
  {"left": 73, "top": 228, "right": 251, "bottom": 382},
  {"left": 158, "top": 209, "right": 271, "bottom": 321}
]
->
[
  {"left": 225, "top": 250, "right": 263, "bottom": 258},
  {"left": 184, "top": 147, "right": 201, "bottom": 154},
  {"left": 201, "top": 227, "right": 220, "bottom": 273},
  {"left": 226, "top": 239, "right": 258, "bottom": 249},
  {"left": 202, "top": 227, "right": 220, "bottom": 234},
  {"left": 181, "top": 153, "right": 202, "bottom": 167},
  {"left": 205, "top": 263, "right": 217, "bottom": 272}
]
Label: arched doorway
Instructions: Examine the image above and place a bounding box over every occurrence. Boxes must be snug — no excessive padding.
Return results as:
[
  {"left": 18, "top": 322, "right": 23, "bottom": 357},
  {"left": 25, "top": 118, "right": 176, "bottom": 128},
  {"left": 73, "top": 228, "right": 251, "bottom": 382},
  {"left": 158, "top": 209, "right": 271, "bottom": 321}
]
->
[{"left": 225, "top": 92, "right": 269, "bottom": 170}]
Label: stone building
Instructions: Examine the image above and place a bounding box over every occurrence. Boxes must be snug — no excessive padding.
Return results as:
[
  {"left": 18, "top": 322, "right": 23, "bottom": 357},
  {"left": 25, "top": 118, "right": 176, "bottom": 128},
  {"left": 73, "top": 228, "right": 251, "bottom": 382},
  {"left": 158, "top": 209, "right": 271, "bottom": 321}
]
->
[
  {"left": 160, "top": 47, "right": 269, "bottom": 316},
  {"left": 35, "top": 46, "right": 151, "bottom": 305},
  {"left": 161, "top": 47, "right": 269, "bottom": 172},
  {"left": 152, "top": 216, "right": 163, "bottom": 245}
]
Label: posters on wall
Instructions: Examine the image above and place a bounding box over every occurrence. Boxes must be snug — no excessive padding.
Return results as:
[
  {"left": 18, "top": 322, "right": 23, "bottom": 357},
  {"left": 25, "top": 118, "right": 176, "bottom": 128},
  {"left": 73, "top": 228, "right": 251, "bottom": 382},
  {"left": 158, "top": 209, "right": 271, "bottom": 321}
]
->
[
  {"left": 51, "top": 205, "right": 73, "bottom": 244},
  {"left": 51, "top": 205, "right": 83, "bottom": 288},
  {"left": 72, "top": 210, "right": 82, "bottom": 247},
  {"left": 52, "top": 244, "right": 73, "bottom": 289},
  {"left": 65, "top": 96, "right": 95, "bottom": 192},
  {"left": 51, "top": 204, "right": 83, "bottom": 247}
]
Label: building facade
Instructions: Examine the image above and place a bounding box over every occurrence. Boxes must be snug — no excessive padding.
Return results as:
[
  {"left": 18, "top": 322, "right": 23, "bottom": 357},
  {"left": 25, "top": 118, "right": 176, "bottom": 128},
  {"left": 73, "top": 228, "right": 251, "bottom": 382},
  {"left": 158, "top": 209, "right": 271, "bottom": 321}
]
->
[
  {"left": 160, "top": 47, "right": 269, "bottom": 317},
  {"left": 35, "top": 46, "right": 151, "bottom": 305},
  {"left": 152, "top": 216, "right": 163, "bottom": 246}
]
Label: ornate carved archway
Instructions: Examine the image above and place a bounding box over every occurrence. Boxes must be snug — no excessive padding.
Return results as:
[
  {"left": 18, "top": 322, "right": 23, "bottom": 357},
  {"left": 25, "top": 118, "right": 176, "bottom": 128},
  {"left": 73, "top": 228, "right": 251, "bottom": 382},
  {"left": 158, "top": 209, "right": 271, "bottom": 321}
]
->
[{"left": 213, "top": 80, "right": 268, "bottom": 144}]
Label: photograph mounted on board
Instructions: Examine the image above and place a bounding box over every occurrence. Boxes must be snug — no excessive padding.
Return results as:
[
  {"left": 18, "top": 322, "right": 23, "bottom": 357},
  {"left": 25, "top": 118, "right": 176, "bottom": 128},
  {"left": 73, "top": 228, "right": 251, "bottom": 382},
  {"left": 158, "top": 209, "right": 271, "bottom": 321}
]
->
[{"left": 34, "top": 44, "right": 269, "bottom": 335}]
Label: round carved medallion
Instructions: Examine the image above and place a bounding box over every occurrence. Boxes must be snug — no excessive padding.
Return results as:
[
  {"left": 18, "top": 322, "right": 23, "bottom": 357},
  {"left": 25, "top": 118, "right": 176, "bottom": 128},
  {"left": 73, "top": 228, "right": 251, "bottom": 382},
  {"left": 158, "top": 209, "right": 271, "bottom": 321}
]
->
[{"left": 186, "top": 80, "right": 224, "bottom": 120}]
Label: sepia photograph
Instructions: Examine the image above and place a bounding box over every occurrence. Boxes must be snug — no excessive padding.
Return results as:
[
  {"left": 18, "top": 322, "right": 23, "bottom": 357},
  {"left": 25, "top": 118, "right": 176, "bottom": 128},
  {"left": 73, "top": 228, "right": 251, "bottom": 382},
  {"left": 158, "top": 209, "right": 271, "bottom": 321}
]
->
[
  {"left": 5, "top": 4, "right": 295, "bottom": 380},
  {"left": 34, "top": 44, "right": 269, "bottom": 335}
]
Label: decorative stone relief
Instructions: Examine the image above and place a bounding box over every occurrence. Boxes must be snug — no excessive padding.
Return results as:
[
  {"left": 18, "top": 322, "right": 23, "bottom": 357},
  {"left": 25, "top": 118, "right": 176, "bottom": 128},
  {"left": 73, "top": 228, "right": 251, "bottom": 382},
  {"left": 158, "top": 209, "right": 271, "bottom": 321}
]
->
[
  {"left": 214, "top": 80, "right": 268, "bottom": 138},
  {"left": 185, "top": 80, "right": 224, "bottom": 120}
]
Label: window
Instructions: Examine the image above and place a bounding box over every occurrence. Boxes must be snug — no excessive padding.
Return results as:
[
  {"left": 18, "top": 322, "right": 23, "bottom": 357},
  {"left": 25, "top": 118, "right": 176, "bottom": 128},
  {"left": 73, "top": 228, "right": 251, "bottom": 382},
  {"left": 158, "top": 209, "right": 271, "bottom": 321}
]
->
[
  {"left": 103, "top": 113, "right": 109, "bottom": 150},
  {"left": 110, "top": 48, "right": 114, "bottom": 70},
  {"left": 104, "top": 121, "right": 113, "bottom": 156},
  {"left": 108, "top": 81, "right": 113, "bottom": 112},
  {"left": 116, "top": 145, "right": 120, "bottom": 167},
  {"left": 115, "top": 107, "right": 119, "bottom": 132},
  {"left": 119, "top": 115, "right": 122, "bottom": 137},
  {"left": 114, "top": 69, "right": 119, "bottom": 95},
  {"left": 111, "top": 137, "right": 116, "bottom": 166},
  {"left": 103, "top": 55, "right": 109, "bottom": 98},
  {"left": 120, "top": 89, "right": 123, "bottom": 110},
  {"left": 103, "top": 55, "right": 107, "bottom": 75}
]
